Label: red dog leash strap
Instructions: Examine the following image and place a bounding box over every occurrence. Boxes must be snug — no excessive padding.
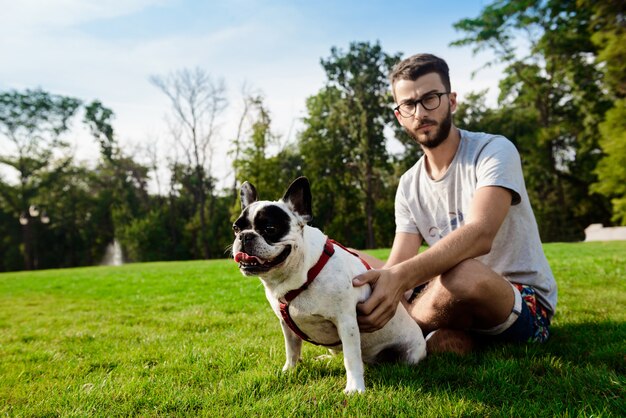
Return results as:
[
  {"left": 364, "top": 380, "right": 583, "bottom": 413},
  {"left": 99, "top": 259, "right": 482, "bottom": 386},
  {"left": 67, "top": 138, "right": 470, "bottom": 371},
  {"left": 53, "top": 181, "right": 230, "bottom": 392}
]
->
[
  {"left": 283, "top": 238, "right": 335, "bottom": 302},
  {"left": 278, "top": 237, "right": 371, "bottom": 347},
  {"left": 278, "top": 301, "right": 339, "bottom": 346},
  {"left": 328, "top": 239, "right": 371, "bottom": 270}
]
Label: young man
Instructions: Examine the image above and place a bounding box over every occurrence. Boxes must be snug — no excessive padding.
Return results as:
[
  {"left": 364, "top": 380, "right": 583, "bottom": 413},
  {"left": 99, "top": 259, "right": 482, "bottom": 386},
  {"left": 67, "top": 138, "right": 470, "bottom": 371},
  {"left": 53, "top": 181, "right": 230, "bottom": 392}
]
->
[{"left": 353, "top": 53, "right": 557, "bottom": 354}]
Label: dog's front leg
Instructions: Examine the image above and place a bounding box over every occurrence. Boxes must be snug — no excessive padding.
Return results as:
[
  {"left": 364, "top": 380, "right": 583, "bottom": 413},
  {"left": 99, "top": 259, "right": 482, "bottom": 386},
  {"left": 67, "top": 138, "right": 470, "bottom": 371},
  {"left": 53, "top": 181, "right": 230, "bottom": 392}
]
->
[
  {"left": 336, "top": 315, "right": 365, "bottom": 394},
  {"left": 279, "top": 318, "right": 302, "bottom": 371}
]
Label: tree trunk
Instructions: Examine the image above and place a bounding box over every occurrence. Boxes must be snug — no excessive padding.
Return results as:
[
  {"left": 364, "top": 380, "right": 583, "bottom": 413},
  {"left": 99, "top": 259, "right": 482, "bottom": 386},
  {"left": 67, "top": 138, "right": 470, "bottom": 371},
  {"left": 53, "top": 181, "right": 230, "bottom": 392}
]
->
[
  {"left": 197, "top": 169, "right": 210, "bottom": 259},
  {"left": 365, "top": 167, "right": 376, "bottom": 249},
  {"left": 22, "top": 222, "right": 33, "bottom": 270}
]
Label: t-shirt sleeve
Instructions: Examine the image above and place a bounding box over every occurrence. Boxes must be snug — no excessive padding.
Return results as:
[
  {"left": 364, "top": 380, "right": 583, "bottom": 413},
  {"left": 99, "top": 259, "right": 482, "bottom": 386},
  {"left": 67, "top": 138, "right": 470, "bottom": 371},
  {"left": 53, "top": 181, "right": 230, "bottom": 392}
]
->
[
  {"left": 475, "top": 136, "right": 524, "bottom": 205},
  {"left": 394, "top": 181, "right": 420, "bottom": 234}
]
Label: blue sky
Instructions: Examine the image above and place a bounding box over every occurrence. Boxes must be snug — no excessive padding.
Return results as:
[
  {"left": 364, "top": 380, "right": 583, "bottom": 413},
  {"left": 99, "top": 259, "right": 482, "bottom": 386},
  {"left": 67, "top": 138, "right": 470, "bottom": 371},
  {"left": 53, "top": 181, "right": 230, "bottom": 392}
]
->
[{"left": 0, "top": 0, "right": 500, "bottom": 189}]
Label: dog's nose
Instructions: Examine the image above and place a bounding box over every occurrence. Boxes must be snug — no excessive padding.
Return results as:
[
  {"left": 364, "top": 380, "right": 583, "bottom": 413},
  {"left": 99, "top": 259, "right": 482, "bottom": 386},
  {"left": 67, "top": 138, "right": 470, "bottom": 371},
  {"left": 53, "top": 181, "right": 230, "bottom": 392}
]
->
[{"left": 239, "top": 231, "right": 254, "bottom": 243}]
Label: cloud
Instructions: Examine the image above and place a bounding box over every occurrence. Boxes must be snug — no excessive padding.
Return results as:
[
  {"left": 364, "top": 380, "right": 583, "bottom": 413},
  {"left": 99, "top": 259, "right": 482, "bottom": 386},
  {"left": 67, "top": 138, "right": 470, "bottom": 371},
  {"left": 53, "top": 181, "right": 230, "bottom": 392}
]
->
[
  {"left": 0, "top": 0, "right": 170, "bottom": 34},
  {"left": 0, "top": 1, "right": 504, "bottom": 191}
]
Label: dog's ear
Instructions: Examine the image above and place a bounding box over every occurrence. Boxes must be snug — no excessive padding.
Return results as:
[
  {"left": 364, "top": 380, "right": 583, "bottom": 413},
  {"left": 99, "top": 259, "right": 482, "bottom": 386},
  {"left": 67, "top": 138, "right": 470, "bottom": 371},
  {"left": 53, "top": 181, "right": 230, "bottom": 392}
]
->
[
  {"left": 240, "top": 181, "right": 258, "bottom": 209},
  {"left": 282, "top": 177, "right": 312, "bottom": 223}
]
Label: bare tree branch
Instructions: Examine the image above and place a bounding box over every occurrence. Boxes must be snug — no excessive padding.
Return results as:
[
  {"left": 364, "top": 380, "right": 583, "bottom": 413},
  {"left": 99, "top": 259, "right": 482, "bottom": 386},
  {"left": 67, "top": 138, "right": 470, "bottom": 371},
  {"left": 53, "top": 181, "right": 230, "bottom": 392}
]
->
[{"left": 150, "top": 67, "right": 227, "bottom": 258}]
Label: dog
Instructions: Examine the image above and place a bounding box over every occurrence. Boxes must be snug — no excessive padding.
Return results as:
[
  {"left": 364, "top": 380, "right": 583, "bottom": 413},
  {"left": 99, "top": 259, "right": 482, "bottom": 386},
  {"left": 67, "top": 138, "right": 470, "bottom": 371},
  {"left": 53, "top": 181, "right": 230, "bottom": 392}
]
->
[{"left": 232, "top": 177, "right": 426, "bottom": 393}]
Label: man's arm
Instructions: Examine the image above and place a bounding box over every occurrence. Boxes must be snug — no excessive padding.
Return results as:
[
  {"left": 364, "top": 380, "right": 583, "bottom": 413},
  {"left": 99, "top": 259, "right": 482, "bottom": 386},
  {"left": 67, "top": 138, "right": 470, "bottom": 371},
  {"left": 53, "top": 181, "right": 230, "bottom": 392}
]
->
[
  {"left": 383, "top": 232, "right": 423, "bottom": 269},
  {"left": 354, "top": 185, "right": 513, "bottom": 332}
]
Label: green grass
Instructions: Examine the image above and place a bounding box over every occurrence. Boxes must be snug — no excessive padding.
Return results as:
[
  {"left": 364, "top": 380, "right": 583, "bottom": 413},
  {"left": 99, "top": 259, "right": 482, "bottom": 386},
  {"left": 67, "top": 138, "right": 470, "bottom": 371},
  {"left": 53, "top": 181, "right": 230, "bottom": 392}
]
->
[{"left": 1, "top": 242, "right": 625, "bottom": 417}]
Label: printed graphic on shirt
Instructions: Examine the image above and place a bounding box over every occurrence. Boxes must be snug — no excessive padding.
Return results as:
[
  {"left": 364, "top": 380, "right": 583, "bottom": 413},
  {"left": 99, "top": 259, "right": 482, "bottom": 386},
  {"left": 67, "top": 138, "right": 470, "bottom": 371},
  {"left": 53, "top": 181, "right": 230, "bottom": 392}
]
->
[{"left": 428, "top": 210, "right": 464, "bottom": 239}]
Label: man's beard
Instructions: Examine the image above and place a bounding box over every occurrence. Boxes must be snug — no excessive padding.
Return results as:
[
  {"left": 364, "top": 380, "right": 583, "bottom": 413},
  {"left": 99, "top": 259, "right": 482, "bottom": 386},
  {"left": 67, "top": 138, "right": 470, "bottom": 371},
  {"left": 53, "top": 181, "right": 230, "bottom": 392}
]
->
[{"left": 406, "top": 109, "right": 453, "bottom": 149}]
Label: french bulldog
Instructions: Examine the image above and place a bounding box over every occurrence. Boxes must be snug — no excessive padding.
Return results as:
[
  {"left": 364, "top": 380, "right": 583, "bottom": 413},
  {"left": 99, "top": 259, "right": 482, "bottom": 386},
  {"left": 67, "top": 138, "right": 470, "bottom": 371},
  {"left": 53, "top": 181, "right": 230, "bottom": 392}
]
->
[{"left": 232, "top": 177, "right": 426, "bottom": 394}]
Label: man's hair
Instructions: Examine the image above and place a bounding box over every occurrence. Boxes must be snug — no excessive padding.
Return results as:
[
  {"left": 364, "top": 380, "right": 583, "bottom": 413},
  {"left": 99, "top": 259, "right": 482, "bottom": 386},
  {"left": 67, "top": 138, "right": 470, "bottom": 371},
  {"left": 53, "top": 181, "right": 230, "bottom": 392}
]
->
[{"left": 389, "top": 53, "right": 451, "bottom": 98}]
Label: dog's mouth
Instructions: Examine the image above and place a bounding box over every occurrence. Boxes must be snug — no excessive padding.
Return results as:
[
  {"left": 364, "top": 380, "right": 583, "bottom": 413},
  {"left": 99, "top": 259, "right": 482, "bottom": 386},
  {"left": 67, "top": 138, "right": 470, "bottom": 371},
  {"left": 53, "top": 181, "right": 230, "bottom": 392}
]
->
[{"left": 234, "top": 245, "right": 292, "bottom": 274}]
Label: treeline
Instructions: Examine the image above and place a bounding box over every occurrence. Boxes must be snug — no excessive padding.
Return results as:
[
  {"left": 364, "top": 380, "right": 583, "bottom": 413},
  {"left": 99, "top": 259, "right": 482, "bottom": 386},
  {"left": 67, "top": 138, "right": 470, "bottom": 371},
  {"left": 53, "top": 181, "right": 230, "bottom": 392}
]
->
[{"left": 0, "top": 0, "right": 624, "bottom": 271}]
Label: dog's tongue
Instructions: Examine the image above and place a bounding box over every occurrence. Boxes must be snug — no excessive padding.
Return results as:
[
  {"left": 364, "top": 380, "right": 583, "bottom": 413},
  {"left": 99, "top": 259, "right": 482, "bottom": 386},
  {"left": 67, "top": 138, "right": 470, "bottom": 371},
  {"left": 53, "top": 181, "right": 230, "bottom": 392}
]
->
[{"left": 234, "top": 252, "right": 264, "bottom": 264}]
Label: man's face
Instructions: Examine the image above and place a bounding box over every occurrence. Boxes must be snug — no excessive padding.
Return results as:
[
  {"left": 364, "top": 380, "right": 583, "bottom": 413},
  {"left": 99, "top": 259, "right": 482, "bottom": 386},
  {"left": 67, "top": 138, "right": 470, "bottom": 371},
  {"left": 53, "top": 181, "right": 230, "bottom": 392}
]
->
[{"left": 393, "top": 72, "right": 457, "bottom": 149}]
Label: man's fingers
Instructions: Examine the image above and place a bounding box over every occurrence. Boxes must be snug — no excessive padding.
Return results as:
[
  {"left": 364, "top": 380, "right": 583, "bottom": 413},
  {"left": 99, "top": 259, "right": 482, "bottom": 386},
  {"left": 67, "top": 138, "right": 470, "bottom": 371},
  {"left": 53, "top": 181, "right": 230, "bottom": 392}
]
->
[
  {"left": 353, "top": 268, "right": 399, "bottom": 332},
  {"left": 352, "top": 269, "right": 380, "bottom": 287},
  {"left": 357, "top": 303, "right": 392, "bottom": 333},
  {"left": 356, "top": 293, "right": 393, "bottom": 332},
  {"left": 356, "top": 291, "right": 378, "bottom": 315}
]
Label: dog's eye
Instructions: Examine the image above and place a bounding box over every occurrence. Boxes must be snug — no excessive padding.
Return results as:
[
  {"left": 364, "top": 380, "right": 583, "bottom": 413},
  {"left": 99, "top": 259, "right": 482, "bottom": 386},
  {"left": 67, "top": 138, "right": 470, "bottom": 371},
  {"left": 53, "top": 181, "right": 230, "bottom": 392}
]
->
[
  {"left": 264, "top": 226, "right": 277, "bottom": 235},
  {"left": 232, "top": 224, "right": 240, "bottom": 234}
]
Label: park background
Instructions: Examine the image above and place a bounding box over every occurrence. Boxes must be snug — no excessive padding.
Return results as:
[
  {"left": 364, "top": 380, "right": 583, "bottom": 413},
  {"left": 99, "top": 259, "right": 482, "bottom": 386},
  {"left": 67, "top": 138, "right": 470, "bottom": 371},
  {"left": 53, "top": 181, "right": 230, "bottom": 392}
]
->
[{"left": 1, "top": 0, "right": 625, "bottom": 271}]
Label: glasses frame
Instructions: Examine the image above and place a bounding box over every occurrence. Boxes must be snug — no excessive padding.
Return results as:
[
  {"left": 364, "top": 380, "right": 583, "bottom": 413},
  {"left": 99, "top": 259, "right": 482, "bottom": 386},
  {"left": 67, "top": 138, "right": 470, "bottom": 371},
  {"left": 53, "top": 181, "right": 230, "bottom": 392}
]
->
[{"left": 394, "top": 92, "right": 451, "bottom": 118}]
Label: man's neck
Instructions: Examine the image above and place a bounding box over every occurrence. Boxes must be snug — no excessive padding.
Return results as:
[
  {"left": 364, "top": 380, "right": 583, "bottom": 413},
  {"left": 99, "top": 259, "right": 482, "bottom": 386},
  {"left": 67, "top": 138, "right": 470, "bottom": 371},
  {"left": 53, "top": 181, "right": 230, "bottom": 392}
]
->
[{"left": 423, "top": 126, "right": 461, "bottom": 180}]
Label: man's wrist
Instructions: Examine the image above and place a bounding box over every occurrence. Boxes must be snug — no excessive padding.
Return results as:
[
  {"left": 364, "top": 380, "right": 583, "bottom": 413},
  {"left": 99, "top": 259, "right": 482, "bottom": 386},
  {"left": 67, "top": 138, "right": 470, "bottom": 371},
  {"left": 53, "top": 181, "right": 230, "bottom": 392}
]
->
[{"left": 389, "top": 261, "right": 416, "bottom": 294}]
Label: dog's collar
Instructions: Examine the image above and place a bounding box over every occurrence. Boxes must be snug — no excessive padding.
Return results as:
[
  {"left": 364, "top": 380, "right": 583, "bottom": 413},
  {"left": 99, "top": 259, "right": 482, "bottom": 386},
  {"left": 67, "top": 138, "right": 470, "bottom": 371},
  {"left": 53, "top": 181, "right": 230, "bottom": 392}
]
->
[{"left": 279, "top": 237, "right": 371, "bottom": 347}]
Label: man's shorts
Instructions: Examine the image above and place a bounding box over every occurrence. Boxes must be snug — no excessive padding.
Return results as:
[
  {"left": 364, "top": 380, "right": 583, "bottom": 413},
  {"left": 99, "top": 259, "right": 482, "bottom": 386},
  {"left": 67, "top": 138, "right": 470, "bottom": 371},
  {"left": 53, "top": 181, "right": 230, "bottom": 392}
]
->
[
  {"left": 488, "top": 283, "right": 551, "bottom": 343},
  {"left": 410, "top": 282, "right": 551, "bottom": 344}
]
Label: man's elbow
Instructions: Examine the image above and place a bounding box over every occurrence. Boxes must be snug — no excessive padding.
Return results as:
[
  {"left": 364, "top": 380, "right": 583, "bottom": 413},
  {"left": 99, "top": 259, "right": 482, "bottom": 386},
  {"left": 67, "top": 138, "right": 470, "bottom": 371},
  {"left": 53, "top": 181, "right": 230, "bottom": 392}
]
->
[
  {"left": 473, "top": 230, "right": 496, "bottom": 257},
  {"left": 476, "top": 240, "right": 492, "bottom": 256}
]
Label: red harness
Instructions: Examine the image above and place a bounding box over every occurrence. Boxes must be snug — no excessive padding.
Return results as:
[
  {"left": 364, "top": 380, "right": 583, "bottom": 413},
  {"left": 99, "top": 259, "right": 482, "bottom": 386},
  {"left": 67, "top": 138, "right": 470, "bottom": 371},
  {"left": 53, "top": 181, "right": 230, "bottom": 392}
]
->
[{"left": 278, "top": 238, "right": 371, "bottom": 346}]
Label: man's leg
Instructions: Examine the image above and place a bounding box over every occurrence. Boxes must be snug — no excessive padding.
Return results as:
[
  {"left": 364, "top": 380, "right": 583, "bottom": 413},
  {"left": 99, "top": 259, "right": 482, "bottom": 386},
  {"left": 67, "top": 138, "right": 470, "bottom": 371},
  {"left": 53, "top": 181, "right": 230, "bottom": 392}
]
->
[{"left": 406, "top": 259, "right": 515, "bottom": 353}]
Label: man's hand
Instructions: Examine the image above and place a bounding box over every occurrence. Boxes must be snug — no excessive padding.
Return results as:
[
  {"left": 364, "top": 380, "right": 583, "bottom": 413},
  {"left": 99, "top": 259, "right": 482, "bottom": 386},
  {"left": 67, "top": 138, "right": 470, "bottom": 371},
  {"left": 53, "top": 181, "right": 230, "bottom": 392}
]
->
[{"left": 352, "top": 268, "right": 406, "bottom": 333}]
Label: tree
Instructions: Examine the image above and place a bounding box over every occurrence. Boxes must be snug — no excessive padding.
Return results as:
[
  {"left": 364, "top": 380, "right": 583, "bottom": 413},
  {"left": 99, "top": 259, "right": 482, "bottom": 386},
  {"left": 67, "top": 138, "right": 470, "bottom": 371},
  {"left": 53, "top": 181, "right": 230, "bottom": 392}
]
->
[
  {"left": 590, "top": 101, "right": 626, "bottom": 224},
  {"left": 298, "top": 86, "right": 363, "bottom": 244},
  {"left": 0, "top": 89, "right": 81, "bottom": 269},
  {"left": 151, "top": 68, "right": 227, "bottom": 258},
  {"left": 229, "top": 85, "right": 255, "bottom": 205},
  {"left": 84, "top": 100, "right": 116, "bottom": 162},
  {"left": 452, "top": 0, "right": 613, "bottom": 240},
  {"left": 233, "top": 95, "right": 303, "bottom": 203},
  {"left": 0, "top": 177, "right": 22, "bottom": 271},
  {"left": 316, "top": 41, "right": 401, "bottom": 248},
  {"left": 584, "top": 0, "right": 626, "bottom": 224},
  {"left": 82, "top": 99, "right": 158, "bottom": 264}
]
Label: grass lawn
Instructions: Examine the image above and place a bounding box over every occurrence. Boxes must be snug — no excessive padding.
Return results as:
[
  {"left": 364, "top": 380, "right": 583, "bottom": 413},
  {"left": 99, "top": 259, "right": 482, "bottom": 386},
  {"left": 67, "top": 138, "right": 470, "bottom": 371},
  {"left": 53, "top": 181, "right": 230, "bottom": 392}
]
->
[{"left": 1, "top": 241, "right": 624, "bottom": 417}]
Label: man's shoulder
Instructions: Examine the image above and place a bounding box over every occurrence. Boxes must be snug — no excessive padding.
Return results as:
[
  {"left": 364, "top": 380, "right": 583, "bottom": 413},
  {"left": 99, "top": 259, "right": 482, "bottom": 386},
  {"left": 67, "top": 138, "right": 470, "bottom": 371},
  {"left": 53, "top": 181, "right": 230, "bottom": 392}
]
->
[
  {"left": 460, "top": 129, "right": 517, "bottom": 157},
  {"left": 398, "top": 156, "right": 425, "bottom": 185},
  {"left": 460, "top": 129, "right": 509, "bottom": 145}
]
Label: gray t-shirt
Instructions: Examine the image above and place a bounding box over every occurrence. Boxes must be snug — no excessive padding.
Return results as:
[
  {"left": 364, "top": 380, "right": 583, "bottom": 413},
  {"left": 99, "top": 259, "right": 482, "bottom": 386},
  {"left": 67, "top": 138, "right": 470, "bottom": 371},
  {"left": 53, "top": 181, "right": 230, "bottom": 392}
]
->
[{"left": 395, "top": 129, "right": 557, "bottom": 317}]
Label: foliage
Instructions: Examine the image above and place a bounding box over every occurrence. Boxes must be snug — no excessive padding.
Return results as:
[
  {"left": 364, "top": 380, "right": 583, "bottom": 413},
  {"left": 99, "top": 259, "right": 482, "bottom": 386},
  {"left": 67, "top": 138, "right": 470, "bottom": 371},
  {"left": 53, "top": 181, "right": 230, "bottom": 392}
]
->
[
  {"left": 0, "top": 242, "right": 624, "bottom": 416},
  {"left": 151, "top": 68, "right": 227, "bottom": 259},
  {"left": 452, "top": 0, "right": 614, "bottom": 240},
  {"left": 295, "top": 41, "right": 400, "bottom": 248},
  {"left": 0, "top": 201, "right": 21, "bottom": 271},
  {"left": 298, "top": 86, "right": 368, "bottom": 246},
  {"left": 580, "top": 0, "right": 626, "bottom": 96},
  {"left": 583, "top": 0, "right": 626, "bottom": 224},
  {"left": 83, "top": 100, "right": 116, "bottom": 161},
  {"left": 591, "top": 99, "right": 626, "bottom": 224},
  {"left": 0, "top": 90, "right": 175, "bottom": 270},
  {"left": 0, "top": 89, "right": 82, "bottom": 269},
  {"left": 33, "top": 164, "right": 112, "bottom": 268},
  {"left": 232, "top": 95, "right": 304, "bottom": 206}
]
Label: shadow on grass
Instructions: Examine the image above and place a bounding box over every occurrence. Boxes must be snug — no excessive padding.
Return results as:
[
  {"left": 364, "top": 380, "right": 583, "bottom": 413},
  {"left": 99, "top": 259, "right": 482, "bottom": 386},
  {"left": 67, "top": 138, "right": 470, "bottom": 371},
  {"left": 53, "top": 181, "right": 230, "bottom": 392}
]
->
[
  {"left": 548, "top": 321, "right": 626, "bottom": 374},
  {"left": 365, "top": 321, "right": 625, "bottom": 416}
]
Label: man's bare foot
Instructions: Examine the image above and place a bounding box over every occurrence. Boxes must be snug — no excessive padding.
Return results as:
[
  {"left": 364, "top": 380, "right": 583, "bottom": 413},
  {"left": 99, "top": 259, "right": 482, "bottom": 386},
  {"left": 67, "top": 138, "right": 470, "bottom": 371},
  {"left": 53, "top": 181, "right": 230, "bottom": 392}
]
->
[{"left": 426, "top": 329, "right": 475, "bottom": 355}]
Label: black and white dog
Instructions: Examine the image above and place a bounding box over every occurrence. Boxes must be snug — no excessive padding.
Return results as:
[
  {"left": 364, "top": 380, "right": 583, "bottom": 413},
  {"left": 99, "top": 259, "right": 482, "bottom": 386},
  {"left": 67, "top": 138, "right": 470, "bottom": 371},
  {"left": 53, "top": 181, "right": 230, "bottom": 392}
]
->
[{"left": 232, "top": 177, "right": 426, "bottom": 393}]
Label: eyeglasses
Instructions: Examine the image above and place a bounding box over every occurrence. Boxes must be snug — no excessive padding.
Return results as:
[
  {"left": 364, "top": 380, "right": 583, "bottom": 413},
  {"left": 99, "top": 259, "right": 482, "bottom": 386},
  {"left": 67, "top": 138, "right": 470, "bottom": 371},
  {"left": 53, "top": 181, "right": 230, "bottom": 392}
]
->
[{"left": 394, "top": 92, "right": 451, "bottom": 118}]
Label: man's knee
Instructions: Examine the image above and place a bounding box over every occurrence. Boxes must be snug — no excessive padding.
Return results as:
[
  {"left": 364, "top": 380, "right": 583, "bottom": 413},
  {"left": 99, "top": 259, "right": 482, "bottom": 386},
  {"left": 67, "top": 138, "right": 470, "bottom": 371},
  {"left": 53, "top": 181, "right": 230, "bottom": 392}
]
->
[
  {"left": 412, "top": 260, "right": 514, "bottom": 332},
  {"left": 439, "top": 259, "right": 495, "bottom": 302}
]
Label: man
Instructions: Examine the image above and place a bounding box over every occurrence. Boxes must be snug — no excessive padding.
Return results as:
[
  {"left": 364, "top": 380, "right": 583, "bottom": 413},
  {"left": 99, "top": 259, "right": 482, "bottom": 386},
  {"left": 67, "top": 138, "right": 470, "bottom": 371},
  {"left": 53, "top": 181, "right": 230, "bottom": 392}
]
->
[{"left": 353, "top": 53, "right": 557, "bottom": 354}]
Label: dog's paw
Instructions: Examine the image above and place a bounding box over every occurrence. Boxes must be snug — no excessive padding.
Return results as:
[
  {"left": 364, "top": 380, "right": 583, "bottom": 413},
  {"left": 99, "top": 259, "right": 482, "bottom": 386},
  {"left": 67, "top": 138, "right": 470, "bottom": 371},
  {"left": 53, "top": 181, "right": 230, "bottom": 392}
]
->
[
  {"left": 343, "top": 384, "right": 366, "bottom": 395},
  {"left": 344, "top": 377, "right": 366, "bottom": 394},
  {"left": 282, "top": 362, "right": 297, "bottom": 372}
]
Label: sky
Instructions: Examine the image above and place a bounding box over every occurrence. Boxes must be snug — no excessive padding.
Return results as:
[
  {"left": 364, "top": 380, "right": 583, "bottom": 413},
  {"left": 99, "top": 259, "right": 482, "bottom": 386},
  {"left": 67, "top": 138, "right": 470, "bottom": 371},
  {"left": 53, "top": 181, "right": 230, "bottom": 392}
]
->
[{"left": 0, "top": 0, "right": 501, "bottom": 191}]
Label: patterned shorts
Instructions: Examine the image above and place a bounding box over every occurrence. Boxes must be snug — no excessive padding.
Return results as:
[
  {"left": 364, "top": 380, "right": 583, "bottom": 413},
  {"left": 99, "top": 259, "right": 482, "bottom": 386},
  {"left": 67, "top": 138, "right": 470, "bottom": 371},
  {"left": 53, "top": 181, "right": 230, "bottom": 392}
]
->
[
  {"left": 409, "top": 281, "right": 552, "bottom": 344},
  {"left": 498, "top": 283, "right": 551, "bottom": 343}
]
